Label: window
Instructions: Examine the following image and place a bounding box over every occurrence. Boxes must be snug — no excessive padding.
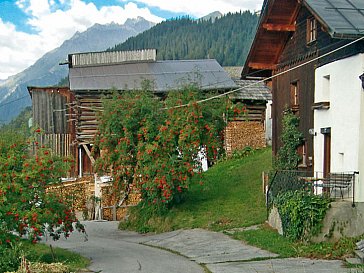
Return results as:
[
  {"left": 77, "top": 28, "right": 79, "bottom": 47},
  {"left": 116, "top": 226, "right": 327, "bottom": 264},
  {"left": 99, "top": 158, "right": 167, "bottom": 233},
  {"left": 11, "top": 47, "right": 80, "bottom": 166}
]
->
[
  {"left": 322, "top": 75, "right": 330, "bottom": 101},
  {"left": 290, "top": 81, "right": 299, "bottom": 111},
  {"left": 298, "top": 141, "right": 308, "bottom": 168},
  {"left": 307, "top": 17, "right": 317, "bottom": 43}
]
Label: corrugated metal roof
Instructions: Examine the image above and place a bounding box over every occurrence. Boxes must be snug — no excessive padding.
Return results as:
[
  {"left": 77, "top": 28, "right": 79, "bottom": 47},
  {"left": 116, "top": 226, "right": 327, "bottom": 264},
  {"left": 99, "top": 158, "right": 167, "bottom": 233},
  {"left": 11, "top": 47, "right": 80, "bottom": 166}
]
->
[
  {"left": 304, "top": 0, "right": 364, "bottom": 38},
  {"left": 69, "top": 59, "right": 237, "bottom": 92},
  {"left": 230, "top": 79, "right": 272, "bottom": 101}
]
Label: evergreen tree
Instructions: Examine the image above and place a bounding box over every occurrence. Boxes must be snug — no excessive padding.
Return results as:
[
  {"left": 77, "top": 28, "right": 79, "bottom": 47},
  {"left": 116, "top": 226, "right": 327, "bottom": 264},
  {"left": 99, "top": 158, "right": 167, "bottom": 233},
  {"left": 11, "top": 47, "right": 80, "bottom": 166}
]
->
[{"left": 109, "top": 12, "right": 259, "bottom": 66}]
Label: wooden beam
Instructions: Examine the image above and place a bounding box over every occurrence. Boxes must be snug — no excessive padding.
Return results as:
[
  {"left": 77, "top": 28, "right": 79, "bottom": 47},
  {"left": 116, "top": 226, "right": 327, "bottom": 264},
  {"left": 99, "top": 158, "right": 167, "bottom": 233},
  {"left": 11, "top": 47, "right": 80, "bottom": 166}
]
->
[
  {"left": 82, "top": 144, "right": 96, "bottom": 165},
  {"left": 289, "top": 3, "right": 301, "bottom": 25},
  {"left": 248, "top": 62, "right": 277, "bottom": 70},
  {"left": 263, "top": 23, "right": 295, "bottom": 32}
]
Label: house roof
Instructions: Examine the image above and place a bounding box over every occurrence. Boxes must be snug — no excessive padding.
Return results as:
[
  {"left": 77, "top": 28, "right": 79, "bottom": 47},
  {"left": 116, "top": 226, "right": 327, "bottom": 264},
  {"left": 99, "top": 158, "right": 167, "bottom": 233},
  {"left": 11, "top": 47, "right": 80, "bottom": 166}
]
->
[
  {"left": 305, "top": 0, "right": 364, "bottom": 39},
  {"left": 69, "top": 59, "right": 237, "bottom": 92},
  {"left": 241, "top": 0, "right": 364, "bottom": 78},
  {"left": 230, "top": 79, "right": 272, "bottom": 101}
]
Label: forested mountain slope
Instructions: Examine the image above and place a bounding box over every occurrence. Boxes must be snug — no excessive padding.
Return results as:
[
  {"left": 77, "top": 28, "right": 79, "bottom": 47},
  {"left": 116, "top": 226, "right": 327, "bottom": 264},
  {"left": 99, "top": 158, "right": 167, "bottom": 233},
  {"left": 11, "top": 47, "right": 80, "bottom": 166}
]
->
[{"left": 110, "top": 12, "right": 259, "bottom": 66}]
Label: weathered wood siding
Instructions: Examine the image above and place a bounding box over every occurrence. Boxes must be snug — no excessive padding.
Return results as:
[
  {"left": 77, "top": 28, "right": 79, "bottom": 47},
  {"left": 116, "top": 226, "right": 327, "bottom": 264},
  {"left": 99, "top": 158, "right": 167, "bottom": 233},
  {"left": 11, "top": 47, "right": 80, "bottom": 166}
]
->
[
  {"left": 272, "top": 60, "right": 316, "bottom": 168},
  {"left": 271, "top": 7, "right": 319, "bottom": 168},
  {"left": 32, "top": 89, "right": 70, "bottom": 134},
  {"left": 30, "top": 87, "right": 77, "bottom": 175},
  {"left": 75, "top": 93, "right": 103, "bottom": 144},
  {"left": 38, "top": 133, "right": 73, "bottom": 157},
  {"left": 271, "top": 5, "right": 364, "bottom": 170}
]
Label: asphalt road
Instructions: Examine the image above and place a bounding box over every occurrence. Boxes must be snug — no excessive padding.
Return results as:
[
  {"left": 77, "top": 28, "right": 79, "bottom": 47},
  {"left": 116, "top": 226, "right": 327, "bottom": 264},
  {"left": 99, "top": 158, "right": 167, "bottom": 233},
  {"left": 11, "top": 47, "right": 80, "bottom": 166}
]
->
[
  {"left": 44, "top": 221, "right": 351, "bottom": 273},
  {"left": 43, "top": 221, "right": 204, "bottom": 273}
]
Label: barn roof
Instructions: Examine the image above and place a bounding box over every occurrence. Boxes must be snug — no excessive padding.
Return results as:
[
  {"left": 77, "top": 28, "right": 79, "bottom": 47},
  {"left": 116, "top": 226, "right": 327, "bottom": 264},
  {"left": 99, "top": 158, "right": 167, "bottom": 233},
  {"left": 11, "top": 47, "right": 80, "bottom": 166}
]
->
[
  {"left": 223, "top": 67, "right": 271, "bottom": 101},
  {"left": 69, "top": 59, "right": 237, "bottom": 92},
  {"left": 230, "top": 79, "right": 272, "bottom": 101}
]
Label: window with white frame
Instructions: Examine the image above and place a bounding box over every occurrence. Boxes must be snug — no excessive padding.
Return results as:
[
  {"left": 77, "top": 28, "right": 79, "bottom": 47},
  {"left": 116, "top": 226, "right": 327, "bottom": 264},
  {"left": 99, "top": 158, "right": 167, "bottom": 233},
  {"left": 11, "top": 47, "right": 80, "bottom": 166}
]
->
[{"left": 307, "top": 17, "right": 317, "bottom": 44}]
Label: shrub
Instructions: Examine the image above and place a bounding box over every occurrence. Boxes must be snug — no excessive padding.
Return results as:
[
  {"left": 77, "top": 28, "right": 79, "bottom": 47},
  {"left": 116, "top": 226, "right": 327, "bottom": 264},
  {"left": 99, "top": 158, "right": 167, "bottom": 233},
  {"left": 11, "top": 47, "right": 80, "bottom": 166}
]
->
[
  {"left": 94, "top": 86, "right": 226, "bottom": 211},
  {"left": 274, "top": 190, "right": 330, "bottom": 241},
  {"left": 0, "top": 243, "right": 23, "bottom": 272},
  {"left": 0, "top": 132, "right": 85, "bottom": 269},
  {"left": 274, "top": 110, "right": 303, "bottom": 170}
]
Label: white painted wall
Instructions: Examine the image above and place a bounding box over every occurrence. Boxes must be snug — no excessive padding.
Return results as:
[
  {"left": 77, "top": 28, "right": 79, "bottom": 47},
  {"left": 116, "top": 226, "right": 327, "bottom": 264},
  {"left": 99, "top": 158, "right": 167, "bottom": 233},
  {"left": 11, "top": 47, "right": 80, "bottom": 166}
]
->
[{"left": 314, "top": 53, "right": 364, "bottom": 201}]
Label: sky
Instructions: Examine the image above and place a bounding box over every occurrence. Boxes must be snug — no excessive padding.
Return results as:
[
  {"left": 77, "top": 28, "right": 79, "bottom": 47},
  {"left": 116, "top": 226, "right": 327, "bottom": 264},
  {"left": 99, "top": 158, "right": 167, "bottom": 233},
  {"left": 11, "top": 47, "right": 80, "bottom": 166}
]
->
[{"left": 0, "top": 0, "right": 264, "bottom": 81}]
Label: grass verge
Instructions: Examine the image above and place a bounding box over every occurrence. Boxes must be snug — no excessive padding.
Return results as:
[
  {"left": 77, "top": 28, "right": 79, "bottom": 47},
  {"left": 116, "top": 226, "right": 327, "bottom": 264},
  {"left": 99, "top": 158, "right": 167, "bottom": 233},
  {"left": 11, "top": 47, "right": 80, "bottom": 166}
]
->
[
  {"left": 232, "top": 223, "right": 363, "bottom": 261},
  {"left": 119, "top": 147, "right": 363, "bottom": 263},
  {"left": 23, "top": 241, "right": 90, "bottom": 272},
  {"left": 120, "top": 148, "right": 272, "bottom": 233}
]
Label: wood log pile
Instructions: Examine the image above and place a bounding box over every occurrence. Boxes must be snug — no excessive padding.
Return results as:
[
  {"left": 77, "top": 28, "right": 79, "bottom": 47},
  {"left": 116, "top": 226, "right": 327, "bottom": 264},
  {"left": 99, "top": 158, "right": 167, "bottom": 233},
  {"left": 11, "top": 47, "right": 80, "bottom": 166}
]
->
[
  {"left": 46, "top": 176, "right": 94, "bottom": 212},
  {"left": 47, "top": 177, "right": 142, "bottom": 221},
  {"left": 225, "top": 121, "right": 266, "bottom": 156},
  {"left": 101, "top": 184, "right": 141, "bottom": 221}
]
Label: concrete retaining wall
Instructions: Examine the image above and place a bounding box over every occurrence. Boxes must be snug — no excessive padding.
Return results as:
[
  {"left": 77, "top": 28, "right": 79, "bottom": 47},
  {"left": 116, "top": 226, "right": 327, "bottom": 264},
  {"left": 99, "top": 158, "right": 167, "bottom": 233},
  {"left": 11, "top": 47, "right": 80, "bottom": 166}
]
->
[
  {"left": 268, "top": 201, "right": 364, "bottom": 242},
  {"left": 312, "top": 201, "right": 364, "bottom": 242}
]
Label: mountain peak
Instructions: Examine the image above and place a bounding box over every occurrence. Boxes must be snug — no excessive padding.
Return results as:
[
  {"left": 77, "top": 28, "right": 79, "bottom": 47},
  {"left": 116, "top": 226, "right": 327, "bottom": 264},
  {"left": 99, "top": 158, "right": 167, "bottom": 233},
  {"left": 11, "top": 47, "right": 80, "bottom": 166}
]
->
[
  {"left": 0, "top": 18, "right": 155, "bottom": 123},
  {"left": 124, "top": 16, "right": 147, "bottom": 25},
  {"left": 199, "top": 11, "right": 223, "bottom": 22}
]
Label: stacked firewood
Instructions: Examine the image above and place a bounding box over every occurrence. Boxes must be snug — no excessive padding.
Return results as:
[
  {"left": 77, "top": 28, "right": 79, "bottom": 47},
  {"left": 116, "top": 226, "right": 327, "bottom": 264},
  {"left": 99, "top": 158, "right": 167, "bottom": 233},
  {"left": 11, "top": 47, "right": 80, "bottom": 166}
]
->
[
  {"left": 46, "top": 176, "right": 94, "bottom": 212},
  {"left": 101, "top": 184, "right": 141, "bottom": 221},
  {"left": 225, "top": 121, "right": 266, "bottom": 156}
]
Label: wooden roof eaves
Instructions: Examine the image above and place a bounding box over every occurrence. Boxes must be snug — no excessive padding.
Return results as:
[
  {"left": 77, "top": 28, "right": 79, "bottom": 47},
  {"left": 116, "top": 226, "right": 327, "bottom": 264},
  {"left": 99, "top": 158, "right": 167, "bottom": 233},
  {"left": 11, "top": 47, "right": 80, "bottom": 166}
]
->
[
  {"left": 241, "top": 1, "right": 272, "bottom": 78},
  {"left": 27, "top": 86, "right": 71, "bottom": 98},
  {"left": 242, "top": 0, "right": 301, "bottom": 79}
]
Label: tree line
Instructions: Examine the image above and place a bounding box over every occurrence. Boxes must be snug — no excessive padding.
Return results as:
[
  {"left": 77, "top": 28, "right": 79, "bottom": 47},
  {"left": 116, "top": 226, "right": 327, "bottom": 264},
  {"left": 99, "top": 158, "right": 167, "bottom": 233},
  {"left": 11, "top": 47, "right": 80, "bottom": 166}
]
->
[{"left": 109, "top": 12, "right": 259, "bottom": 66}]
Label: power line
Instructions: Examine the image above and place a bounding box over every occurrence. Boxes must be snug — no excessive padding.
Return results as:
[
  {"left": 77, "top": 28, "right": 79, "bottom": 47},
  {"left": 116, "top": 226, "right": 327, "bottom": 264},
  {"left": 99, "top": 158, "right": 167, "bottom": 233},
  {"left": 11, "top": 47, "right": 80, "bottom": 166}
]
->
[
  {"left": 7, "top": 35, "right": 362, "bottom": 115},
  {"left": 163, "top": 34, "right": 364, "bottom": 110},
  {"left": 0, "top": 94, "right": 29, "bottom": 109}
]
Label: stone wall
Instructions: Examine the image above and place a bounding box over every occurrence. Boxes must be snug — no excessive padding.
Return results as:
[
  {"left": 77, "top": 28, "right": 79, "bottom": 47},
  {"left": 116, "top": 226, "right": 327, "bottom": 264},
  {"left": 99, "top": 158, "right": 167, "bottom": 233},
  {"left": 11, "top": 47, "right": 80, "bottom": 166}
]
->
[
  {"left": 268, "top": 206, "right": 283, "bottom": 235},
  {"left": 225, "top": 121, "right": 266, "bottom": 156}
]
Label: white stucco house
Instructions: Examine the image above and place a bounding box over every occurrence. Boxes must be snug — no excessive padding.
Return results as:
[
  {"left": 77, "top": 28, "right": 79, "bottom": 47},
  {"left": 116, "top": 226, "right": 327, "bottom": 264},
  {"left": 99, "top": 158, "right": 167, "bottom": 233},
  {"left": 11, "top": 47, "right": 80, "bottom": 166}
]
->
[{"left": 314, "top": 53, "right": 364, "bottom": 202}]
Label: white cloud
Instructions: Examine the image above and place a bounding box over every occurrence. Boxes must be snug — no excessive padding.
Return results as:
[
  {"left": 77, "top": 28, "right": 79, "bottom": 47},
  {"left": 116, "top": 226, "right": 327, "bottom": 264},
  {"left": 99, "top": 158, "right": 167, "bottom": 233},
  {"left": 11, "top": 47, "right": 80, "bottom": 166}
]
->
[
  {"left": 1, "top": 0, "right": 163, "bottom": 80},
  {"left": 125, "top": 0, "right": 264, "bottom": 17},
  {"left": 1, "top": 0, "right": 264, "bottom": 80},
  {"left": 0, "top": 18, "right": 43, "bottom": 79}
]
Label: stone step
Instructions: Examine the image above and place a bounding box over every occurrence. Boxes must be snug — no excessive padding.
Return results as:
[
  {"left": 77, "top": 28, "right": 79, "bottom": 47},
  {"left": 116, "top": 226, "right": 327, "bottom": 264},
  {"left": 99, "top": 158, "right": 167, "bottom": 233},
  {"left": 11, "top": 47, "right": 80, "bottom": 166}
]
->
[
  {"left": 356, "top": 240, "right": 364, "bottom": 250},
  {"left": 354, "top": 250, "right": 364, "bottom": 263},
  {"left": 346, "top": 257, "right": 363, "bottom": 265}
]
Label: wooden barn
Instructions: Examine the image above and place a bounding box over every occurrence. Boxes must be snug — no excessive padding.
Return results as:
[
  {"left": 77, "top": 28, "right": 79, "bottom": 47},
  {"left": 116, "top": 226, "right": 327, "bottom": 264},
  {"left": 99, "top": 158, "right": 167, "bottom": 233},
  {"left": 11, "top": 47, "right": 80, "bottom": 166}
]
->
[
  {"left": 242, "top": 0, "right": 364, "bottom": 172},
  {"left": 28, "top": 86, "right": 77, "bottom": 176},
  {"left": 67, "top": 49, "right": 237, "bottom": 176}
]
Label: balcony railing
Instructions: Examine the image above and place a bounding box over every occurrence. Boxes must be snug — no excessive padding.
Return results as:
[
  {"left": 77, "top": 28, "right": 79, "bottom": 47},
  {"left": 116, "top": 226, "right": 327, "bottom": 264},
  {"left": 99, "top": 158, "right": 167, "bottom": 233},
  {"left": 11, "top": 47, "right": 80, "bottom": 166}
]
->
[{"left": 266, "top": 170, "right": 358, "bottom": 216}]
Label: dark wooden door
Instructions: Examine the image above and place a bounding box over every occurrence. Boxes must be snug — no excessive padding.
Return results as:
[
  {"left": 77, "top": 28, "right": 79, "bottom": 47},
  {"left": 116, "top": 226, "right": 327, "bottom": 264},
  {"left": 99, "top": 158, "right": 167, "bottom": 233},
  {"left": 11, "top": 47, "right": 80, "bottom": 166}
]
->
[{"left": 323, "top": 133, "right": 331, "bottom": 177}]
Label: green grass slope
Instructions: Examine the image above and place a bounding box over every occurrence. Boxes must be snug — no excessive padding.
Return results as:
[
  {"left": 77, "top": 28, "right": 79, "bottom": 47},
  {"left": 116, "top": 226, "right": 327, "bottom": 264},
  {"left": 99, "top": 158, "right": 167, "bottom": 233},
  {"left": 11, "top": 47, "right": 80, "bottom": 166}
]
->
[{"left": 121, "top": 148, "right": 272, "bottom": 233}]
